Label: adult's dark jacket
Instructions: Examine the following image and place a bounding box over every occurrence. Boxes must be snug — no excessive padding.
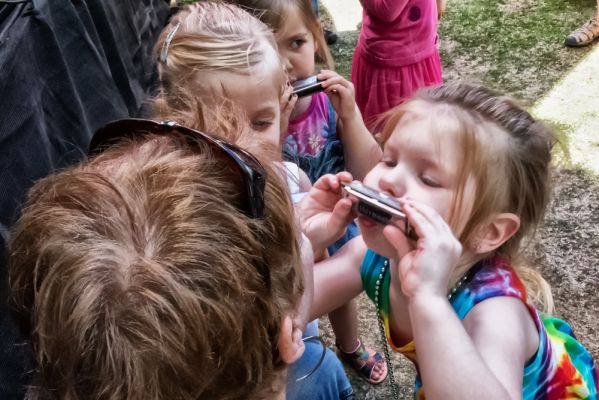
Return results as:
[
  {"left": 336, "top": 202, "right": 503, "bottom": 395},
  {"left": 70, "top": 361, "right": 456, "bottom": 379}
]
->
[{"left": 0, "top": 0, "right": 169, "bottom": 397}]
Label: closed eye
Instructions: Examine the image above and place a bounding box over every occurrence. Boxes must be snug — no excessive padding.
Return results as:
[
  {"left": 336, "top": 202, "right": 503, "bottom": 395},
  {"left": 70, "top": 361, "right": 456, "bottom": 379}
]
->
[
  {"left": 252, "top": 120, "right": 274, "bottom": 131},
  {"left": 381, "top": 157, "right": 396, "bottom": 168},
  {"left": 420, "top": 175, "right": 442, "bottom": 188}
]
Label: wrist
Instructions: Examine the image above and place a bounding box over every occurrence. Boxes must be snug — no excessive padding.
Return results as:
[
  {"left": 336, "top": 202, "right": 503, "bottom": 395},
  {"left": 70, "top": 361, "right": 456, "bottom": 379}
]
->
[
  {"left": 338, "top": 110, "right": 359, "bottom": 127},
  {"left": 408, "top": 293, "right": 450, "bottom": 316}
]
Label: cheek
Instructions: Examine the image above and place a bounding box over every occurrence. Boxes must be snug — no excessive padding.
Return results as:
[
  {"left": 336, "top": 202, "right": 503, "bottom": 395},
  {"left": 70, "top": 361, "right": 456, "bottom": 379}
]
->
[
  {"left": 362, "top": 168, "right": 381, "bottom": 187},
  {"left": 267, "top": 118, "right": 283, "bottom": 148}
]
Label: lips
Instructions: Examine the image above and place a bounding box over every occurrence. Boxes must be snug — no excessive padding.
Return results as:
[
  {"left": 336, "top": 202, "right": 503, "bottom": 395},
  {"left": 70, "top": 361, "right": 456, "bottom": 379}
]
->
[{"left": 358, "top": 216, "right": 377, "bottom": 228}]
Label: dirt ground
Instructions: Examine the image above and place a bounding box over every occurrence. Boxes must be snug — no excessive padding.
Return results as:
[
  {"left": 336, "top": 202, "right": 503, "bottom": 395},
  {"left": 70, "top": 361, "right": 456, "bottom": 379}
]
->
[{"left": 318, "top": 3, "right": 599, "bottom": 398}]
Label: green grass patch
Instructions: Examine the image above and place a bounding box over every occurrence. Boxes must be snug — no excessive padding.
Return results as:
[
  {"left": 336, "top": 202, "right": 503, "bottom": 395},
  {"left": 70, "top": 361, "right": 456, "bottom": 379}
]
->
[{"left": 438, "top": 0, "right": 595, "bottom": 103}]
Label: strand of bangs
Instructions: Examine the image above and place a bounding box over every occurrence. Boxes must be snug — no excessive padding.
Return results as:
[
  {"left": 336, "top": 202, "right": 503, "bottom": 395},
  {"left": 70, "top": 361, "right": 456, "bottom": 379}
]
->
[{"left": 173, "top": 41, "right": 269, "bottom": 71}]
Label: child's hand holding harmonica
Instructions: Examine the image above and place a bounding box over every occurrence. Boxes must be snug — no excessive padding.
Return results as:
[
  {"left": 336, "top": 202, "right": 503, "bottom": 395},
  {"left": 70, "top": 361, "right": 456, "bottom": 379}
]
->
[{"left": 298, "top": 172, "right": 355, "bottom": 256}]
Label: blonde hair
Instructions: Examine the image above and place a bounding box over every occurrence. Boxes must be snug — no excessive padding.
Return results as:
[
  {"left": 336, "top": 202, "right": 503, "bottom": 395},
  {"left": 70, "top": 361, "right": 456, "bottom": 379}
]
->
[
  {"left": 9, "top": 128, "right": 302, "bottom": 399},
  {"left": 229, "top": 0, "right": 334, "bottom": 69},
  {"left": 154, "top": 1, "right": 286, "bottom": 126},
  {"left": 380, "top": 83, "right": 555, "bottom": 312}
]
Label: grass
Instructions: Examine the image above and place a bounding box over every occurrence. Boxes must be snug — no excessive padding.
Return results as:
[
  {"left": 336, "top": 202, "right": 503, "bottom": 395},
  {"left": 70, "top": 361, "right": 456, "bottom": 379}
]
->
[{"left": 438, "top": 0, "right": 595, "bottom": 103}]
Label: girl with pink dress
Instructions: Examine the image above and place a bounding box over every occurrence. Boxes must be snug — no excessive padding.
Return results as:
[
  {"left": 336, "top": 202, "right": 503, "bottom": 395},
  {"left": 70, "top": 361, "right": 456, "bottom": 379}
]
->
[{"left": 352, "top": 0, "right": 443, "bottom": 129}]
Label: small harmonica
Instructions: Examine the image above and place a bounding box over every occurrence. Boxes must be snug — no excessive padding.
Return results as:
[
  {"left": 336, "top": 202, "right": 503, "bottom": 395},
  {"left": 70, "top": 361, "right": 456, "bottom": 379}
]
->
[
  {"left": 291, "top": 76, "right": 324, "bottom": 98},
  {"left": 342, "top": 181, "right": 417, "bottom": 240}
]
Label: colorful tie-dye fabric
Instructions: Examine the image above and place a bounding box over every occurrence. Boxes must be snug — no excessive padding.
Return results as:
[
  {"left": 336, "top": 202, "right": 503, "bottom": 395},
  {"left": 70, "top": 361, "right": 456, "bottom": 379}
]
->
[{"left": 361, "top": 250, "right": 599, "bottom": 399}]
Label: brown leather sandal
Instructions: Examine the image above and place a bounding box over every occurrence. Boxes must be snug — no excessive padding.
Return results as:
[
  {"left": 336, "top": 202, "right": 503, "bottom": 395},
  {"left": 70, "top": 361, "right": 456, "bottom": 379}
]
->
[{"left": 565, "top": 18, "right": 599, "bottom": 47}]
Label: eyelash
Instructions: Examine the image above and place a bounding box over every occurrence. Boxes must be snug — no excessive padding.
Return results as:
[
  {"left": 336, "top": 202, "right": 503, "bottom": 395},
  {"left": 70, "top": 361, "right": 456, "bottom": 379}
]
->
[
  {"left": 252, "top": 121, "right": 273, "bottom": 130},
  {"left": 381, "top": 158, "right": 442, "bottom": 188},
  {"left": 291, "top": 39, "right": 305, "bottom": 49},
  {"left": 420, "top": 175, "right": 441, "bottom": 188},
  {"left": 382, "top": 158, "right": 396, "bottom": 168}
]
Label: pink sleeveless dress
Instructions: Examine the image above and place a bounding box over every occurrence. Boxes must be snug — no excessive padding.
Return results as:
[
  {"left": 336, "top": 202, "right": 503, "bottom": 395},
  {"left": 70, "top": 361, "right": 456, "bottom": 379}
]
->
[{"left": 351, "top": 0, "right": 443, "bottom": 130}]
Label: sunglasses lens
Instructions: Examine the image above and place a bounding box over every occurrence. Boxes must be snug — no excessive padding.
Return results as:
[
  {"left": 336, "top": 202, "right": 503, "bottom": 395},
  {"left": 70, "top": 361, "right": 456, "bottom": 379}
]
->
[{"left": 217, "top": 142, "right": 266, "bottom": 218}]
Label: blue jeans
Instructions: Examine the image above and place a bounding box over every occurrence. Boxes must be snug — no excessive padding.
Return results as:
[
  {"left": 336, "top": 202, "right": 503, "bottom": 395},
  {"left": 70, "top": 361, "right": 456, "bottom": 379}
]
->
[{"left": 286, "top": 321, "right": 354, "bottom": 400}]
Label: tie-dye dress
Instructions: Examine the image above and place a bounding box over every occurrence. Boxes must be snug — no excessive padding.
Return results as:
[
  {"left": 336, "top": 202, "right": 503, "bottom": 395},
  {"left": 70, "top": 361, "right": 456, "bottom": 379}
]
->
[{"left": 361, "top": 250, "right": 599, "bottom": 399}]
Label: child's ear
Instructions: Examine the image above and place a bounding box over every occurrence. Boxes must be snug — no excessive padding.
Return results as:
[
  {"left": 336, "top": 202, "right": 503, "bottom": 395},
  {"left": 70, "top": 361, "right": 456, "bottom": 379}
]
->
[
  {"left": 277, "top": 315, "right": 305, "bottom": 364},
  {"left": 474, "top": 213, "right": 521, "bottom": 254}
]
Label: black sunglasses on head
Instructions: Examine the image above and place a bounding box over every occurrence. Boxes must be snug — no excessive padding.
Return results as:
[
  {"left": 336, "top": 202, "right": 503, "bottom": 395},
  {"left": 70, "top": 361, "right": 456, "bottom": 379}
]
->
[{"left": 89, "top": 118, "right": 266, "bottom": 219}]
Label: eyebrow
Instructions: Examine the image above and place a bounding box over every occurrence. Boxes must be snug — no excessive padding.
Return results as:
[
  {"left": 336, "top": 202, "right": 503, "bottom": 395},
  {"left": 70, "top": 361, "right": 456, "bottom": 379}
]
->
[{"left": 252, "top": 106, "right": 277, "bottom": 116}]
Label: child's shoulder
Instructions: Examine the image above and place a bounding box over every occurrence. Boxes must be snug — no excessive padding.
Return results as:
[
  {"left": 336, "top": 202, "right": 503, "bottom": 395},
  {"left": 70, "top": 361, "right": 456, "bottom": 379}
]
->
[
  {"left": 467, "top": 257, "right": 527, "bottom": 301},
  {"left": 452, "top": 257, "right": 530, "bottom": 319}
]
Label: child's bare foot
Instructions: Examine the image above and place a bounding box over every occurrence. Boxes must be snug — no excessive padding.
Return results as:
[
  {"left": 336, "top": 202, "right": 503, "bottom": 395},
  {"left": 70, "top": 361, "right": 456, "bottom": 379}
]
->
[{"left": 337, "top": 339, "right": 388, "bottom": 385}]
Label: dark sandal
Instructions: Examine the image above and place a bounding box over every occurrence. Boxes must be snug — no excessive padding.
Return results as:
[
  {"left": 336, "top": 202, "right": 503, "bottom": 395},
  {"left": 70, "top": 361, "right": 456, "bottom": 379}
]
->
[{"left": 337, "top": 340, "right": 388, "bottom": 385}]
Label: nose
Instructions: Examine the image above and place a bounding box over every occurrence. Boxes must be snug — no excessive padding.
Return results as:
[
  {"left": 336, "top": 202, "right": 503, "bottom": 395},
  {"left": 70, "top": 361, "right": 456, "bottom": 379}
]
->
[
  {"left": 282, "top": 55, "right": 293, "bottom": 77},
  {"left": 378, "top": 166, "right": 408, "bottom": 199}
]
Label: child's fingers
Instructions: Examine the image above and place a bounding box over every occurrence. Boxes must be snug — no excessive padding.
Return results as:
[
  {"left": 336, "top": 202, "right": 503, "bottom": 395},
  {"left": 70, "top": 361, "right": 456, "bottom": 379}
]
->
[
  {"left": 312, "top": 173, "right": 344, "bottom": 192},
  {"left": 316, "top": 69, "right": 338, "bottom": 80},
  {"left": 383, "top": 224, "right": 414, "bottom": 258},
  {"left": 403, "top": 200, "right": 451, "bottom": 237},
  {"left": 329, "top": 198, "right": 354, "bottom": 230},
  {"left": 282, "top": 82, "right": 293, "bottom": 97},
  {"left": 312, "top": 171, "right": 352, "bottom": 192},
  {"left": 284, "top": 94, "right": 298, "bottom": 113},
  {"left": 335, "top": 171, "right": 353, "bottom": 184},
  {"left": 321, "top": 78, "right": 354, "bottom": 93},
  {"left": 402, "top": 202, "right": 439, "bottom": 241}
]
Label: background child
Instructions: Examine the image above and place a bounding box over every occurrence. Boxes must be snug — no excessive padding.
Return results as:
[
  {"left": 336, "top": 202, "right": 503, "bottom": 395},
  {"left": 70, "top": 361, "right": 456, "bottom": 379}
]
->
[
  {"left": 8, "top": 120, "right": 305, "bottom": 400},
  {"left": 153, "top": 1, "right": 288, "bottom": 149},
  {"left": 229, "top": 0, "right": 381, "bottom": 183},
  {"left": 153, "top": 3, "right": 355, "bottom": 398},
  {"left": 301, "top": 83, "right": 599, "bottom": 398},
  {"left": 230, "top": 0, "right": 388, "bottom": 385},
  {"left": 351, "top": 0, "right": 443, "bottom": 130}
]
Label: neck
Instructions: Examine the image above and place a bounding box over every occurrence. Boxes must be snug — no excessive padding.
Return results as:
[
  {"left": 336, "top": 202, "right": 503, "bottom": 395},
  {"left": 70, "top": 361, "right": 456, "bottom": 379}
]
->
[{"left": 290, "top": 95, "right": 312, "bottom": 119}]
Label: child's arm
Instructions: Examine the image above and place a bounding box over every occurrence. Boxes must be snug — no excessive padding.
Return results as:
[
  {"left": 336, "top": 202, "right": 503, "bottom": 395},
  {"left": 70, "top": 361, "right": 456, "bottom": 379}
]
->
[
  {"left": 310, "top": 236, "right": 367, "bottom": 320},
  {"left": 384, "top": 200, "right": 537, "bottom": 399},
  {"left": 298, "top": 168, "right": 312, "bottom": 193},
  {"left": 317, "top": 70, "right": 382, "bottom": 181},
  {"left": 359, "top": 0, "right": 411, "bottom": 21},
  {"left": 295, "top": 172, "right": 367, "bottom": 319},
  {"left": 296, "top": 169, "right": 329, "bottom": 262}
]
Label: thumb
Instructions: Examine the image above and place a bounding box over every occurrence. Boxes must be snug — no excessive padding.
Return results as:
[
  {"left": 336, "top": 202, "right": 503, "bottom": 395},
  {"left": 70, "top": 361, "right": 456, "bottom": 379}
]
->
[
  {"left": 328, "top": 198, "right": 353, "bottom": 233},
  {"left": 383, "top": 224, "right": 414, "bottom": 258}
]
